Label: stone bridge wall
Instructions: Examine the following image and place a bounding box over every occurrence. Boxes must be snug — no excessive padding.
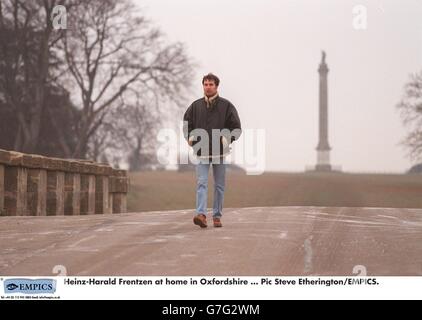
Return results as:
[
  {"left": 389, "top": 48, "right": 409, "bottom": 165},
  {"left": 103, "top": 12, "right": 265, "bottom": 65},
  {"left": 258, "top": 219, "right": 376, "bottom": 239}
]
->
[{"left": 0, "top": 149, "right": 129, "bottom": 216}]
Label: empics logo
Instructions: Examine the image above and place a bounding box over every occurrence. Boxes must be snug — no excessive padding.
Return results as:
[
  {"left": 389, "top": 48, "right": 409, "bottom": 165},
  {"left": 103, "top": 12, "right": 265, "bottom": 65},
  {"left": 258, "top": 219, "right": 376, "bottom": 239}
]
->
[
  {"left": 6, "top": 283, "right": 19, "bottom": 291},
  {"left": 4, "top": 279, "right": 56, "bottom": 294}
]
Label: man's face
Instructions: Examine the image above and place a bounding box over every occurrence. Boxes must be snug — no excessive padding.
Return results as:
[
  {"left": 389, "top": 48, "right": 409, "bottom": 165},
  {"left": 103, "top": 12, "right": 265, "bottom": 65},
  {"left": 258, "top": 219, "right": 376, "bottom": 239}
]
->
[{"left": 203, "top": 79, "right": 218, "bottom": 97}]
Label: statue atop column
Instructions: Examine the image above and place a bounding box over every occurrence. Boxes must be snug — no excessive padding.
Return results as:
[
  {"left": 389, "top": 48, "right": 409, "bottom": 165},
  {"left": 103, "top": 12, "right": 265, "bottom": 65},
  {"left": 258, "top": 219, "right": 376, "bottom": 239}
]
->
[{"left": 316, "top": 50, "right": 332, "bottom": 171}]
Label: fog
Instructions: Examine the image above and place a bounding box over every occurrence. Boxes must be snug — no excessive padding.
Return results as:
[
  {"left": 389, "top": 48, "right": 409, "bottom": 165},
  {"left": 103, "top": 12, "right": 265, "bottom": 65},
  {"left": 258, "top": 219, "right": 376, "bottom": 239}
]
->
[{"left": 141, "top": 0, "right": 422, "bottom": 172}]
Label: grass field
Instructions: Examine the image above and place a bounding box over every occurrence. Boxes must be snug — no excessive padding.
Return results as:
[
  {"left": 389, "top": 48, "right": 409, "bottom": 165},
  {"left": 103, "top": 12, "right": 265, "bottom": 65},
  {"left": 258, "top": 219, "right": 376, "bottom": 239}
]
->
[{"left": 127, "top": 170, "right": 422, "bottom": 212}]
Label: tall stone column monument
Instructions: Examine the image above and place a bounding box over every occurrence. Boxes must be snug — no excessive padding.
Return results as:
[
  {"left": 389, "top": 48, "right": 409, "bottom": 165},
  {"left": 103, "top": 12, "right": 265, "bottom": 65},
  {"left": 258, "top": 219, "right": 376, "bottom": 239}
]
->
[{"left": 315, "top": 51, "right": 332, "bottom": 172}]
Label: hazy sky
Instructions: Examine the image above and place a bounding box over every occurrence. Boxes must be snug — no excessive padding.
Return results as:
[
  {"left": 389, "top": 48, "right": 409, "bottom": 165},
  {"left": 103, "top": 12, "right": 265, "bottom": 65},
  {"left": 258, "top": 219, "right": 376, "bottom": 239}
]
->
[{"left": 139, "top": 0, "right": 422, "bottom": 172}]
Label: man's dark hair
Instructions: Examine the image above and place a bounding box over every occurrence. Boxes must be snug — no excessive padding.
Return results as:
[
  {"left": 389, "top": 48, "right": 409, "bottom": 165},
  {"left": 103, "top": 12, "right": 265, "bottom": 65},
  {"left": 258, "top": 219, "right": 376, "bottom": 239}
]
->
[{"left": 202, "top": 73, "right": 220, "bottom": 86}]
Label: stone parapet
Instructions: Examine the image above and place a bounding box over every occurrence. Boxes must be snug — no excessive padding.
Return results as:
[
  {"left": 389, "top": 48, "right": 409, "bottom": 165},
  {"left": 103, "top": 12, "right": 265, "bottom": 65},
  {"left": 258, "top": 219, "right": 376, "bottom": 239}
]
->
[{"left": 0, "top": 149, "right": 129, "bottom": 216}]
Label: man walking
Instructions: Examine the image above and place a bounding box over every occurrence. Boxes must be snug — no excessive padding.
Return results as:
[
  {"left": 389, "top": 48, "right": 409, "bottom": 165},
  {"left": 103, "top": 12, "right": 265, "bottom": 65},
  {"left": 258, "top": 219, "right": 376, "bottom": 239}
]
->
[{"left": 183, "top": 73, "right": 242, "bottom": 228}]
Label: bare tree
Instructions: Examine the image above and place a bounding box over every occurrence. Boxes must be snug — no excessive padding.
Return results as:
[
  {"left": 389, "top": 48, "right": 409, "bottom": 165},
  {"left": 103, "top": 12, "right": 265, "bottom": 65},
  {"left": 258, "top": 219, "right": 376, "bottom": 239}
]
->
[
  {"left": 397, "top": 71, "right": 422, "bottom": 162},
  {"left": 0, "top": 0, "right": 68, "bottom": 153},
  {"left": 0, "top": 0, "right": 194, "bottom": 162},
  {"left": 60, "top": 0, "right": 194, "bottom": 159},
  {"left": 87, "top": 87, "right": 162, "bottom": 170}
]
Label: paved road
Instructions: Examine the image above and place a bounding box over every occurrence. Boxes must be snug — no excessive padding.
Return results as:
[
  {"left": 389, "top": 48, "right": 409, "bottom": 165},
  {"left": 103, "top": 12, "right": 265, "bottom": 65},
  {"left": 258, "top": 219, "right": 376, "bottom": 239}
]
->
[{"left": 1, "top": 206, "right": 422, "bottom": 276}]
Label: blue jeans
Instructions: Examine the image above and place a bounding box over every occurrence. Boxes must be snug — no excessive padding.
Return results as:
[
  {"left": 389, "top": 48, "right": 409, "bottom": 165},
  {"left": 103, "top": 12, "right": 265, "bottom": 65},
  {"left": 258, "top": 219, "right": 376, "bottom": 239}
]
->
[{"left": 195, "top": 158, "right": 226, "bottom": 218}]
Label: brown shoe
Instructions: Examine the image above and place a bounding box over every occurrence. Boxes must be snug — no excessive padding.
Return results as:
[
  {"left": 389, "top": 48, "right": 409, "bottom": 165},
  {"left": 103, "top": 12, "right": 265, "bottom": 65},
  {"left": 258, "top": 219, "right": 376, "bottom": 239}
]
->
[
  {"left": 193, "top": 214, "right": 207, "bottom": 228},
  {"left": 213, "top": 217, "right": 223, "bottom": 228}
]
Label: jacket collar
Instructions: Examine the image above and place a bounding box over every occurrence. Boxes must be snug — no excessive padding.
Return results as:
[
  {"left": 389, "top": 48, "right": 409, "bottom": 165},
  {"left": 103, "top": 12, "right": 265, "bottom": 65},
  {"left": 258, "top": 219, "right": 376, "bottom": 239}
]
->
[{"left": 204, "top": 92, "right": 219, "bottom": 108}]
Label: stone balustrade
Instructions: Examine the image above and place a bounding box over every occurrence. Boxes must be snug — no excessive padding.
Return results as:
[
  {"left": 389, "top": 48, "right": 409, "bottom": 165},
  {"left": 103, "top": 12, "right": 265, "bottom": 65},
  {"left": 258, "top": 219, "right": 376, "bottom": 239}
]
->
[{"left": 0, "top": 149, "right": 129, "bottom": 216}]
